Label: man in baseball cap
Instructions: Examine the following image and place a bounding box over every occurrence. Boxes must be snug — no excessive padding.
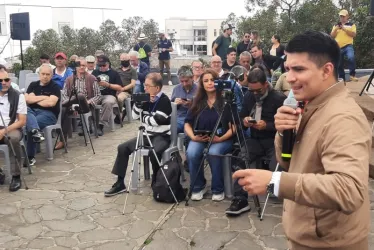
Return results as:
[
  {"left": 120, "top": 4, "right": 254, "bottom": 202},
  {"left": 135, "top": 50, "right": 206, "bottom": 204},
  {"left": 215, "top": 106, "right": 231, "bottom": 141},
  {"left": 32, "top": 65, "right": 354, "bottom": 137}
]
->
[
  {"left": 212, "top": 24, "right": 234, "bottom": 61},
  {"left": 52, "top": 52, "right": 73, "bottom": 89},
  {"left": 331, "top": 9, "right": 358, "bottom": 82}
]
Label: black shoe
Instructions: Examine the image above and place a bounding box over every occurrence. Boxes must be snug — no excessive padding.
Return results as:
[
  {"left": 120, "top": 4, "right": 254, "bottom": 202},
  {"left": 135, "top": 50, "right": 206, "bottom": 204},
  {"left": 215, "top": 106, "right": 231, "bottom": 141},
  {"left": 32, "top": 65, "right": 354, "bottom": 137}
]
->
[
  {"left": 114, "top": 115, "right": 121, "bottom": 124},
  {"left": 28, "top": 158, "right": 36, "bottom": 166},
  {"left": 225, "top": 199, "right": 251, "bottom": 216},
  {"left": 98, "top": 124, "right": 104, "bottom": 136},
  {"left": 0, "top": 169, "right": 5, "bottom": 185},
  {"left": 9, "top": 177, "right": 21, "bottom": 192},
  {"left": 31, "top": 129, "right": 45, "bottom": 143},
  {"left": 104, "top": 181, "right": 126, "bottom": 197}
]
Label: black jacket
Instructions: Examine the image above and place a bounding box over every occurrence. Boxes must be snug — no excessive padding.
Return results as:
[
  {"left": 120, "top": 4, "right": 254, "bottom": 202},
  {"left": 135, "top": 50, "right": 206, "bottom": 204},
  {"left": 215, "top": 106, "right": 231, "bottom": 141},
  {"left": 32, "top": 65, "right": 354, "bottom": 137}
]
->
[{"left": 240, "top": 89, "right": 286, "bottom": 139}]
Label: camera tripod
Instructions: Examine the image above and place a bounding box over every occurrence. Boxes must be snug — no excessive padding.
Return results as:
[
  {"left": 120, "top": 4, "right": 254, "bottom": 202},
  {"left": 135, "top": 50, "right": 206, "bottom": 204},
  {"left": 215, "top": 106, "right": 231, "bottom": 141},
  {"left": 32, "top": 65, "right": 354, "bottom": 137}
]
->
[
  {"left": 0, "top": 110, "right": 28, "bottom": 190},
  {"left": 122, "top": 106, "right": 179, "bottom": 214},
  {"left": 57, "top": 70, "right": 95, "bottom": 154},
  {"left": 184, "top": 94, "right": 262, "bottom": 218},
  {"left": 359, "top": 70, "right": 374, "bottom": 96}
]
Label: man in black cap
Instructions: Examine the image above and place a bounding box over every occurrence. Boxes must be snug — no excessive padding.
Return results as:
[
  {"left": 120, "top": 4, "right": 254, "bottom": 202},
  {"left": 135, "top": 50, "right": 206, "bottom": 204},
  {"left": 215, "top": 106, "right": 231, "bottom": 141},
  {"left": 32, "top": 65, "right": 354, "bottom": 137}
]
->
[
  {"left": 92, "top": 55, "right": 123, "bottom": 135},
  {"left": 212, "top": 24, "right": 234, "bottom": 61}
]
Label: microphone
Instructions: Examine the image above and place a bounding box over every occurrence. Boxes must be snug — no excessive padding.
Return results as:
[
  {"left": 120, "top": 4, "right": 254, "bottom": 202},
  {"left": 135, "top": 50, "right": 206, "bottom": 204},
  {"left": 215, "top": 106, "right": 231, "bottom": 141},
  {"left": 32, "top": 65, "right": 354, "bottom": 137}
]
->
[{"left": 281, "top": 97, "right": 298, "bottom": 161}]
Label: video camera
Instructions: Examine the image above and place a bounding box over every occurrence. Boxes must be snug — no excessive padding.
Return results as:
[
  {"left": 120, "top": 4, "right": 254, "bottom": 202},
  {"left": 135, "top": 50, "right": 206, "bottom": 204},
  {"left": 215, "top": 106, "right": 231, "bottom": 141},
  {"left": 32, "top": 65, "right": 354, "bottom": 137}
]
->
[
  {"left": 214, "top": 72, "right": 237, "bottom": 101},
  {"left": 132, "top": 93, "right": 150, "bottom": 103}
]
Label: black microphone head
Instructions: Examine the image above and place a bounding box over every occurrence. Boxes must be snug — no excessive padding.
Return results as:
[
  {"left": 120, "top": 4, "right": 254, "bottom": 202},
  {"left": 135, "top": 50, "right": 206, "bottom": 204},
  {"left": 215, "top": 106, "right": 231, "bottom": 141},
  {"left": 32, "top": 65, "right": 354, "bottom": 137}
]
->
[{"left": 283, "top": 97, "right": 298, "bottom": 109}]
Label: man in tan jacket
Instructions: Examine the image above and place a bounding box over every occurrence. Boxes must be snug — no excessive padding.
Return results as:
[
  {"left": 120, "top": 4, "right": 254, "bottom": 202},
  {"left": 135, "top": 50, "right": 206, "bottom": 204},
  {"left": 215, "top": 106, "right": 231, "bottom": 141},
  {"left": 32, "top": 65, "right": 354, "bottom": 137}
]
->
[{"left": 233, "top": 31, "right": 371, "bottom": 250}]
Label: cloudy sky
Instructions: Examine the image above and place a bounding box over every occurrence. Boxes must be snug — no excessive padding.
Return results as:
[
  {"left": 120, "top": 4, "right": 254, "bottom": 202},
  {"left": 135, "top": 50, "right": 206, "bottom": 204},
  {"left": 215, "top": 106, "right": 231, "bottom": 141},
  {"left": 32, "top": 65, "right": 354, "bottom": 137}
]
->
[{"left": 3, "top": 0, "right": 250, "bottom": 29}]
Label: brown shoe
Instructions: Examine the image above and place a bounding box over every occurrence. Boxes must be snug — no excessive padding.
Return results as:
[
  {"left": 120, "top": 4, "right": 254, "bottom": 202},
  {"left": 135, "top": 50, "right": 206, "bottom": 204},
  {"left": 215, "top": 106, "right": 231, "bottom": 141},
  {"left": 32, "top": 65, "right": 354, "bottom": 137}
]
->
[{"left": 55, "top": 141, "right": 65, "bottom": 150}]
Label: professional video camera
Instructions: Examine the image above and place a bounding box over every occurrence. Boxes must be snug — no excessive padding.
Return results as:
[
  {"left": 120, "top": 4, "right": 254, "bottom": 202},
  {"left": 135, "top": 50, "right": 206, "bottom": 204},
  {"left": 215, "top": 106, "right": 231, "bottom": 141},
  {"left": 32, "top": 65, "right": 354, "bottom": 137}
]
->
[
  {"left": 214, "top": 72, "right": 237, "bottom": 101},
  {"left": 68, "top": 61, "right": 81, "bottom": 70},
  {"left": 132, "top": 93, "right": 150, "bottom": 103}
]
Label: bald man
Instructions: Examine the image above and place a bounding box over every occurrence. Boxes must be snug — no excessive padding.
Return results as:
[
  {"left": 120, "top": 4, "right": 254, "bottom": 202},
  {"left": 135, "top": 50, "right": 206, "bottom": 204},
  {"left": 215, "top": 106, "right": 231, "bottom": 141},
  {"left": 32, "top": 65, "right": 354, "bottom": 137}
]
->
[
  {"left": 210, "top": 55, "right": 225, "bottom": 77},
  {"left": 25, "top": 64, "right": 61, "bottom": 166},
  {"left": 0, "top": 70, "right": 27, "bottom": 191}
]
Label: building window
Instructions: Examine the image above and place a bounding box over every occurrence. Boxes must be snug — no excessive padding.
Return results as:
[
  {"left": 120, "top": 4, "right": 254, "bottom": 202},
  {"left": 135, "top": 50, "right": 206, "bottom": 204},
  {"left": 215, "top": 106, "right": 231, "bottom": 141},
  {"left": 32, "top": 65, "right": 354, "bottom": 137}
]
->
[
  {"left": 194, "top": 29, "right": 207, "bottom": 41},
  {"left": 214, "top": 29, "right": 217, "bottom": 37},
  {"left": 58, "top": 22, "right": 71, "bottom": 34},
  {"left": 181, "top": 45, "right": 193, "bottom": 51},
  {"left": 195, "top": 45, "right": 207, "bottom": 55}
]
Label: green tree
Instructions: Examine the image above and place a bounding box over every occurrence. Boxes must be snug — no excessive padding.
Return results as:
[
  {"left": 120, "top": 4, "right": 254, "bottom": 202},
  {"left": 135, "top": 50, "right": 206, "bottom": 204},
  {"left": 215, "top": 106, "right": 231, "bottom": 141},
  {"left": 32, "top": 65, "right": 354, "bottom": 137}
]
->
[{"left": 142, "top": 19, "right": 159, "bottom": 48}]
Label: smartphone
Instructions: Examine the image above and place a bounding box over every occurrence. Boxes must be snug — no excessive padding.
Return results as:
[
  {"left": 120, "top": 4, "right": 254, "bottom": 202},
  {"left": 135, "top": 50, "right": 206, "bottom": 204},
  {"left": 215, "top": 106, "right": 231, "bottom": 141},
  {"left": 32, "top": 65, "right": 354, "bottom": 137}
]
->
[
  {"left": 181, "top": 98, "right": 188, "bottom": 101},
  {"left": 247, "top": 119, "right": 257, "bottom": 124},
  {"left": 193, "top": 130, "right": 212, "bottom": 136}
]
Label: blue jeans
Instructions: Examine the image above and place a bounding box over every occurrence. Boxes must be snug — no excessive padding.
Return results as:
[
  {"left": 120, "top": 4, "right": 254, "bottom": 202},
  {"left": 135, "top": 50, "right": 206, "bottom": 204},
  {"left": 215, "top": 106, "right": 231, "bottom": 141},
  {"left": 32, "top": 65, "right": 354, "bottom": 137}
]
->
[
  {"left": 26, "top": 107, "right": 57, "bottom": 157},
  {"left": 134, "top": 84, "right": 144, "bottom": 94},
  {"left": 338, "top": 44, "right": 356, "bottom": 80},
  {"left": 187, "top": 139, "right": 233, "bottom": 194}
]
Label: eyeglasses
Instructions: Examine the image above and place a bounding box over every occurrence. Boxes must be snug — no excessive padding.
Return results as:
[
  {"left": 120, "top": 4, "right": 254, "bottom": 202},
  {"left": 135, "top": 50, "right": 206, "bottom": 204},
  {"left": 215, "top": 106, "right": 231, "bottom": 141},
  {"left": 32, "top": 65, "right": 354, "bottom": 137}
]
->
[
  {"left": 98, "top": 65, "right": 107, "bottom": 67},
  {"left": 144, "top": 84, "right": 157, "bottom": 88},
  {"left": 0, "top": 78, "right": 10, "bottom": 83},
  {"left": 193, "top": 66, "right": 202, "bottom": 70},
  {"left": 248, "top": 88, "right": 263, "bottom": 94}
]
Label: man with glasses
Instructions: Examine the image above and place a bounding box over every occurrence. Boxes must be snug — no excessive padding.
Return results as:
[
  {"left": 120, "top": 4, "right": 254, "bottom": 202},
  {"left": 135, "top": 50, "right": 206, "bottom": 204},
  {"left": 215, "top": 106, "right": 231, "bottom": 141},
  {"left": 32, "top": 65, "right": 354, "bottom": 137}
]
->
[
  {"left": 92, "top": 55, "right": 123, "bottom": 136},
  {"left": 0, "top": 71, "right": 27, "bottom": 191},
  {"left": 25, "top": 64, "right": 61, "bottom": 166},
  {"left": 236, "top": 32, "right": 251, "bottom": 57},
  {"left": 191, "top": 60, "right": 203, "bottom": 84},
  {"left": 210, "top": 55, "right": 225, "bottom": 77},
  {"left": 225, "top": 66, "right": 285, "bottom": 216},
  {"left": 104, "top": 73, "right": 171, "bottom": 197},
  {"left": 55, "top": 57, "right": 101, "bottom": 150}
]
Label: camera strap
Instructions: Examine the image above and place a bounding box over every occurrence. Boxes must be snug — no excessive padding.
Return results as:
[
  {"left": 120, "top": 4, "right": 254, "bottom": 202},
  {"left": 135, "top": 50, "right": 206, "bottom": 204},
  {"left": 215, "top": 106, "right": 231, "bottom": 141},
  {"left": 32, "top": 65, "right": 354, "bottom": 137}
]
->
[{"left": 148, "top": 97, "right": 161, "bottom": 114}]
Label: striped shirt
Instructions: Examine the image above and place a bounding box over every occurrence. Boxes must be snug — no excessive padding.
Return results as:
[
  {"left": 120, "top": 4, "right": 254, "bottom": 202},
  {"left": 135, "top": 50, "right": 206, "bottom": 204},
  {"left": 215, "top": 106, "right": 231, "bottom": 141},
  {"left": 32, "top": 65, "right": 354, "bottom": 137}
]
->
[
  {"left": 62, "top": 75, "right": 101, "bottom": 104},
  {"left": 132, "top": 92, "right": 172, "bottom": 136}
]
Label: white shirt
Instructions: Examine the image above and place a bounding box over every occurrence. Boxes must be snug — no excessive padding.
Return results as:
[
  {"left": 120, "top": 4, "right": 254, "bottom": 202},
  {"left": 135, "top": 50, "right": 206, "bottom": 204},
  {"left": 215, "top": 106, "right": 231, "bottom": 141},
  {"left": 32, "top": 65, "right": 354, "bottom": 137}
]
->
[{"left": 0, "top": 93, "right": 27, "bottom": 126}]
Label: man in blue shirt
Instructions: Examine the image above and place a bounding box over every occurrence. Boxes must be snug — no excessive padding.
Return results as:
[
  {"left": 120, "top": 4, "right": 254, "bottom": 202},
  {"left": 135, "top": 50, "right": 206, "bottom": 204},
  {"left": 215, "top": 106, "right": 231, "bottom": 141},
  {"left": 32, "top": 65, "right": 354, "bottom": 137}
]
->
[
  {"left": 171, "top": 66, "right": 198, "bottom": 133},
  {"left": 157, "top": 31, "right": 173, "bottom": 86},
  {"left": 51, "top": 52, "right": 73, "bottom": 89}
]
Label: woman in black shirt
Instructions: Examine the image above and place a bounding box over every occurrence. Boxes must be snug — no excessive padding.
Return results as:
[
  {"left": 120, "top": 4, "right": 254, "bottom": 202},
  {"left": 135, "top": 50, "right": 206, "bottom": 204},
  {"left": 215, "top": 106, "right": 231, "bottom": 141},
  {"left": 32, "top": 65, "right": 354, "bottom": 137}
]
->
[{"left": 184, "top": 69, "right": 234, "bottom": 202}]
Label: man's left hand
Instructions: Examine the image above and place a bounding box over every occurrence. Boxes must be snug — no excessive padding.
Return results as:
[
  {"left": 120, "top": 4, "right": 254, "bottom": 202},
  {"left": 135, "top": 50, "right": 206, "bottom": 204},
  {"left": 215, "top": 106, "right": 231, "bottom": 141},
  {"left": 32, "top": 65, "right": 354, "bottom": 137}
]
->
[
  {"left": 253, "top": 120, "right": 266, "bottom": 130},
  {"left": 233, "top": 169, "right": 273, "bottom": 195}
]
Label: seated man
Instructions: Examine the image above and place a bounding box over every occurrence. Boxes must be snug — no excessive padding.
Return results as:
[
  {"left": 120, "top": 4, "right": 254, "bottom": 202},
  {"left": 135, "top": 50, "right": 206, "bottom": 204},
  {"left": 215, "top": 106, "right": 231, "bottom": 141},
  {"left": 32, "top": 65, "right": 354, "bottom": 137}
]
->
[
  {"left": 171, "top": 66, "right": 197, "bottom": 133},
  {"left": 274, "top": 72, "right": 291, "bottom": 96},
  {"left": 104, "top": 73, "right": 171, "bottom": 196},
  {"left": 116, "top": 53, "right": 137, "bottom": 122},
  {"left": 55, "top": 57, "right": 101, "bottom": 149},
  {"left": 92, "top": 55, "right": 123, "bottom": 136},
  {"left": 130, "top": 51, "right": 149, "bottom": 94},
  {"left": 0, "top": 71, "right": 27, "bottom": 192},
  {"left": 25, "top": 64, "right": 61, "bottom": 166},
  {"left": 222, "top": 47, "right": 240, "bottom": 72},
  {"left": 225, "top": 66, "right": 286, "bottom": 216},
  {"left": 0, "top": 64, "right": 20, "bottom": 91}
]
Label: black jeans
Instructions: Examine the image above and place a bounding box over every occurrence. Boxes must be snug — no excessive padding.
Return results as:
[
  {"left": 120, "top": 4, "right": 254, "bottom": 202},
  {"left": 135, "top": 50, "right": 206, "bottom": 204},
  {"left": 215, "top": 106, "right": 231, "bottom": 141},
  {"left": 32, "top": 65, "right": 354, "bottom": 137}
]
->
[
  {"left": 111, "top": 134, "right": 171, "bottom": 179},
  {"left": 233, "top": 137, "right": 276, "bottom": 201}
]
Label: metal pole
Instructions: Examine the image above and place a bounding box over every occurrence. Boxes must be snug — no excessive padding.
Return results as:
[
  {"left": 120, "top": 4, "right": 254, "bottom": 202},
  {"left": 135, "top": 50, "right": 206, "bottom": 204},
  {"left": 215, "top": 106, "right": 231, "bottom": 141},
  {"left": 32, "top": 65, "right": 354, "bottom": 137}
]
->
[{"left": 20, "top": 40, "right": 24, "bottom": 70}]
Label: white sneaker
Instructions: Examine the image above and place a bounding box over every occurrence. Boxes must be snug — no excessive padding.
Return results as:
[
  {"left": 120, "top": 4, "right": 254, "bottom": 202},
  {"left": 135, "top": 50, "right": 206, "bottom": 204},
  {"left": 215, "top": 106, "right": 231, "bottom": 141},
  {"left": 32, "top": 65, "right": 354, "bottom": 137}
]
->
[
  {"left": 168, "top": 80, "right": 173, "bottom": 86},
  {"left": 212, "top": 193, "right": 225, "bottom": 202},
  {"left": 191, "top": 189, "right": 206, "bottom": 201}
]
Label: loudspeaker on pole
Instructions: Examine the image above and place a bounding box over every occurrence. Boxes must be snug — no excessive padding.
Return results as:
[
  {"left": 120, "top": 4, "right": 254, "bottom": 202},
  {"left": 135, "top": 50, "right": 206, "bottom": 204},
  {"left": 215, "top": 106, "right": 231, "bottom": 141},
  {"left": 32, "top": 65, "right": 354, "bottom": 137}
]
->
[{"left": 10, "top": 12, "right": 30, "bottom": 41}]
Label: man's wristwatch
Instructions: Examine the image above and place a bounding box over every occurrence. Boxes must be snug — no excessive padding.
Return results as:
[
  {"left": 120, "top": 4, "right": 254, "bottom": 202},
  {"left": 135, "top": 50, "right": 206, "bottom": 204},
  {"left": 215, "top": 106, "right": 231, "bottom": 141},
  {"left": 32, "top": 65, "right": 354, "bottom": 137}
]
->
[{"left": 267, "top": 183, "right": 274, "bottom": 195}]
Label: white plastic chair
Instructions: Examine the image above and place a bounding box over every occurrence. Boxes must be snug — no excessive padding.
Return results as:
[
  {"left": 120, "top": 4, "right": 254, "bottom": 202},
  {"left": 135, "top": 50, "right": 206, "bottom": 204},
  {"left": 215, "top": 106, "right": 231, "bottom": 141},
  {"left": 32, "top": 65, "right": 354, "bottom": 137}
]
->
[{"left": 18, "top": 70, "right": 33, "bottom": 90}]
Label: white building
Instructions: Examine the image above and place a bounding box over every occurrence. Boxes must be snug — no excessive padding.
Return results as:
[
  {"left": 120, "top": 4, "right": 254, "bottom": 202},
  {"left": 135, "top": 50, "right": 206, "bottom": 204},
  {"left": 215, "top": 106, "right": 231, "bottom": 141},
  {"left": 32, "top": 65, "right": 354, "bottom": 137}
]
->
[
  {"left": 165, "top": 17, "right": 225, "bottom": 56},
  {"left": 0, "top": 3, "right": 122, "bottom": 63}
]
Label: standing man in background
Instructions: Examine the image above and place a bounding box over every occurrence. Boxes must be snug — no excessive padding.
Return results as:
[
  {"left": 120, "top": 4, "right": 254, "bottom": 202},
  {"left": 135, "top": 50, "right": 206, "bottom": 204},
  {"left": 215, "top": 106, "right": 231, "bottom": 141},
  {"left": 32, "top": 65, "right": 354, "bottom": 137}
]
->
[
  {"left": 212, "top": 24, "right": 234, "bottom": 61},
  {"left": 236, "top": 32, "right": 251, "bottom": 57},
  {"left": 331, "top": 9, "right": 358, "bottom": 82},
  {"left": 157, "top": 31, "right": 173, "bottom": 86},
  {"left": 134, "top": 33, "right": 152, "bottom": 67},
  {"left": 35, "top": 54, "right": 55, "bottom": 74}
]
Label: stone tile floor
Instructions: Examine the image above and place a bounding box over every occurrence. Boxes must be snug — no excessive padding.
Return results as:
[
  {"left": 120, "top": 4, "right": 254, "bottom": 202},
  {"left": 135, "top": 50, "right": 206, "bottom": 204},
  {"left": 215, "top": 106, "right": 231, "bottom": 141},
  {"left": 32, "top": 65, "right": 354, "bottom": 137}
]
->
[{"left": 0, "top": 86, "right": 373, "bottom": 250}]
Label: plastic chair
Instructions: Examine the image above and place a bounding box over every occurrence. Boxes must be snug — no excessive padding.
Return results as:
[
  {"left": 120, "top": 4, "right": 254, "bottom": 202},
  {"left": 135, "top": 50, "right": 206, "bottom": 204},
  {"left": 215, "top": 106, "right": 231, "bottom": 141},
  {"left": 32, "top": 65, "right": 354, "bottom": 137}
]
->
[
  {"left": 0, "top": 140, "right": 32, "bottom": 184},
  {"left": 24, "top": 73, "right": 39, "bottom": 91},
  {"left": 124, "top": 98, "right": 132, "bottom": 123},
  {"left": 18, "top": 70, "right": 32, "bottom": 90},
  {"left": 43, "top": 100, "right": 67, "bottom": 160},
  {"left": 10, "top": 77, "right": 18, "bottom": 85}
]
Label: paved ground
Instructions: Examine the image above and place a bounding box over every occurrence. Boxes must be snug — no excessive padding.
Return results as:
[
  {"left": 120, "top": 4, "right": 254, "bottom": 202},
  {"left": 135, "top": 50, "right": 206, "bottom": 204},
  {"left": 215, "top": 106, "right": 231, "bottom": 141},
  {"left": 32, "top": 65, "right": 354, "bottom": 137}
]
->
[{"left": 0, "top": 85, "right": 374, "bottom": 250}]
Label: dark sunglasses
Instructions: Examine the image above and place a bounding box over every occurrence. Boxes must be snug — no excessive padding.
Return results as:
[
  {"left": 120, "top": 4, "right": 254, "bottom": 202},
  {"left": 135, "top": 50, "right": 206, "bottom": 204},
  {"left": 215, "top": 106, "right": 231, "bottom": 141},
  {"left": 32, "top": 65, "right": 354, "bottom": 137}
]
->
[{"left": 0, "top": 78, "right": 10, "bottom": 83}]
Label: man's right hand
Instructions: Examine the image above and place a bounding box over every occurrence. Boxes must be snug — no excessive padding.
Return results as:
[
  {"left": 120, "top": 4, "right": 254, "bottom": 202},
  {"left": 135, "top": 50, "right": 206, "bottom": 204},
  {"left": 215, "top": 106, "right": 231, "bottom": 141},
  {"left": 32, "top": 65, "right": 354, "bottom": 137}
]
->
[
  {"left": 192, "top": 135, "right": 210, "bottom": 142},
  {"left": 174, "top": 98, "right": 183, "bottom": 105},
  {"left": 243, "top": 117, "right": 253, "bottom": 128},
  {"left": 274, "top": 106, "right": 301, "bottom": 133}
]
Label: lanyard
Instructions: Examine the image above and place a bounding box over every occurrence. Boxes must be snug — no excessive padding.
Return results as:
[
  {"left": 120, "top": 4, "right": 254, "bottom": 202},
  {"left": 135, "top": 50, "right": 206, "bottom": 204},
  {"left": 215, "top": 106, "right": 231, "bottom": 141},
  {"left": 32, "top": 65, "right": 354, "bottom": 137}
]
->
[{"left": 149, "top": 97, "right": 161, "bottom": 113}]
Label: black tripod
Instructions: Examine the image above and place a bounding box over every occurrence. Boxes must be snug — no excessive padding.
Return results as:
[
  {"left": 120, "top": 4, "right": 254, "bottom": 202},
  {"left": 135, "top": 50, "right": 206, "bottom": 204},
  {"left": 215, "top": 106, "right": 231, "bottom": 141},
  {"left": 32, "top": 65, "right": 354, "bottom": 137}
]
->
[
  {"left": 122, "top": 106, "right": 179, "bottom": 214},
  {"left": 359, "top": 70, "right": 374, "bottom": 96},
  {"left": 184, "top": 93, "right": 262, "bottom": 218},
  {"left": 56, "top": 69, "right": 95, "bottom": 154}
]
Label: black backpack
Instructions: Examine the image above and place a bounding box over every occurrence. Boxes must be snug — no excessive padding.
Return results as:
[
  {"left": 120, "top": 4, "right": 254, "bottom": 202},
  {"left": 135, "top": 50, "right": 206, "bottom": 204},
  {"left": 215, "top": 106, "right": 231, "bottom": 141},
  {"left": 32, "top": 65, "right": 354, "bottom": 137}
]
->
[{"left": 152, "top": 153, "right": 186, "bottom": 203}]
